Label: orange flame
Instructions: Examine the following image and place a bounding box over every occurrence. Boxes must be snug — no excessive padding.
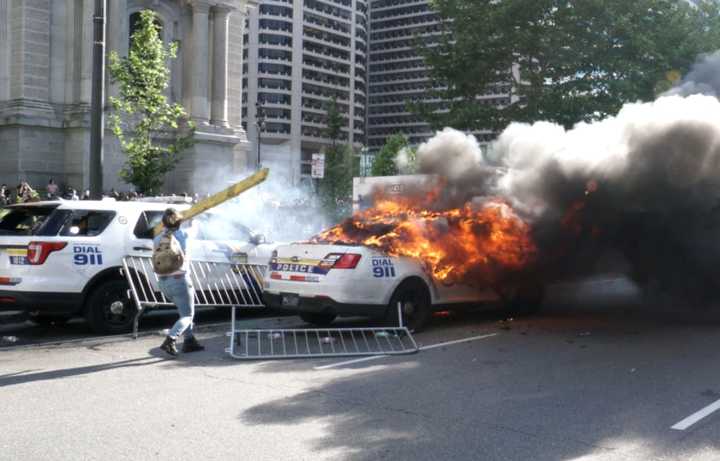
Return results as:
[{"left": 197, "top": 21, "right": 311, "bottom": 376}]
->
[{"left": 312, "top": 197, "right": 537, "bottom": 286}]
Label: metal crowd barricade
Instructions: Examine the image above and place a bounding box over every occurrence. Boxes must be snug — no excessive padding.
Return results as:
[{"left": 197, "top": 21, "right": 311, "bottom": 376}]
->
[
  {"left": 227, "top": 302, "right": 419, "bottom": 360},
  {"left": 121, "top": 256, "right": 266, "bottom": 338},
  {"left": 122, "top": 256, "right": 419, "bottom": 360}
]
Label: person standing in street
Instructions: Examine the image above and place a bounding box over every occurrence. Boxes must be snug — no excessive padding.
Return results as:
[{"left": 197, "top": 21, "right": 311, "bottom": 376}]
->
[
  {"left": 46, "top": 178, "right": 59, "bottom": 199},
  {"left": 153, "top": 208, "right": 204, "bottom": 356},
  {"left": 0, "top": 184, "right": 8, "bottom": 205}
]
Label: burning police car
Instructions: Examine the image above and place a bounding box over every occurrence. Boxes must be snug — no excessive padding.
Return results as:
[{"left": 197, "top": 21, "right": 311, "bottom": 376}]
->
[{"left": 264, "top": 194, "right": 544, "bottom": 331}]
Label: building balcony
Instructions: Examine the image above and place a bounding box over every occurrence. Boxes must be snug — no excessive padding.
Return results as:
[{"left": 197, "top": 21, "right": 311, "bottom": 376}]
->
[
  {"left": 301, "top": 90, "right": 349, "bottom": 103},
  {"left": 302, "top": 59, "right": 350, "bottom": 76},
  {"left": 303, "top": 14, "right": 351, "bottom": 35},
  {"left": 302, "top": 48, "right": 351, "bottom": 65},
  {"left": 304, "top": 4, "right": 352, "bottom": 25},
  {"left": 369, "top": 0, "right": 428, "bottom": 14},
  {"left": 303, "top": 75, "right": 351, "bottom": 91}
]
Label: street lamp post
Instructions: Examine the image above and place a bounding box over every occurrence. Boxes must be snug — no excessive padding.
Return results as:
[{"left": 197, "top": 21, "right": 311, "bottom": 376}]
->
[
  {"left": 89, "top": 0, "right": 106, "bottom": 198},
  {"left": 255, "top": 101, "right": 265, "bottom": 171}
]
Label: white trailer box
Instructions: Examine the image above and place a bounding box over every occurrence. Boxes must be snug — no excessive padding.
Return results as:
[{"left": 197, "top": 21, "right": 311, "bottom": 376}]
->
[{"left": 352, "top": 175, "right": 441, "bottom": 212}]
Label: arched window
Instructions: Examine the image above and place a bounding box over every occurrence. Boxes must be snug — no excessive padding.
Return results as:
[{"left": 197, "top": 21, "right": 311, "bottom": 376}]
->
[{"left": 129, "top": 11, "right": 164, "bottom": 47}]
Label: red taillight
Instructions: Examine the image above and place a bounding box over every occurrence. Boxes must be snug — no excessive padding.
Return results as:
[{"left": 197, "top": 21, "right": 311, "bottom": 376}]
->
[
  {"left": 0, "top": 296, "right": 16, "bottom": 303},
  {"left": 27, "top": 242, "right": 67, "bottom": 265},
  {"left": 330, "top": 253, "right": 361, "bottom": 269},
  {"left": 270, "top": 272, "right": 282, "bottom": 280},
  {"left": 0, "top": 277, "right": 21, "bottom": 286}
]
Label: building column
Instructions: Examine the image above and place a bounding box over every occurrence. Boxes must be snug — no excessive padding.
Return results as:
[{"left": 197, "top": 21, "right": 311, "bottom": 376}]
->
[
  {"left": 190, "top": 0, "right": 211, "bottom": 124},
  {"left": 106, "top": 0, "right": 127, "bottom": 102},
  {"left": 210, "top": 5, "right": 232, "bottom": 127},
  {"left": 0, "top": 0, "right": 9, "bottom": 101}
]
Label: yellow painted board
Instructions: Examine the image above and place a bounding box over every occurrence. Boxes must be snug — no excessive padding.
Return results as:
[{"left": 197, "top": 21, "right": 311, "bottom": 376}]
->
[{"left": 152, "top": 168, "right": 269, "bottom": 236}]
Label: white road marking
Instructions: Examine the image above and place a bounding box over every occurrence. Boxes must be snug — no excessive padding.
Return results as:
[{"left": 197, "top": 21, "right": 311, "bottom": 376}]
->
[
  {"left": 314, "top": 333, "right": 497, "bottom": 370},
  {"left": 671, "top": 399, "right": 720, "bottom": 431}
]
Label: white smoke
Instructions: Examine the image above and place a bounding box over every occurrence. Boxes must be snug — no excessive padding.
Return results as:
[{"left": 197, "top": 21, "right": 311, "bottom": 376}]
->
[
  {"left": 664, "top": 50, "right": 720, "bottom": 97},
  {"left": 494, "top": 94, "right": 720, "bottom": 216},
  {"left": 415, "top": 127, "right": 486, "bottom": 182},
  {"left": 191, "top": 165, "right": 330, "bottom": 244},
  {"left": 395, "top": 146, "right": 417, "bottom": 174}
]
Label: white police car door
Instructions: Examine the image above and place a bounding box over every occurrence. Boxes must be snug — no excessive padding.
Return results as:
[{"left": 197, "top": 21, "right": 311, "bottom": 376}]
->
[
  {"left": 58, "top": 209, "right": 118, "bottom": 291},
  {"left": 127, "top": 210, "right": 162, "bottom": 259}
]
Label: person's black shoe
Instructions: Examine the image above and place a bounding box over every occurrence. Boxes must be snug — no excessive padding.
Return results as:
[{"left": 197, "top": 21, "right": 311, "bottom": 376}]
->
[
  {"left": 182, "top": 336, "right": 205, "bottom": 353},
  {"left": 160, "top": 336, "right": 178, "bottom": 357}
]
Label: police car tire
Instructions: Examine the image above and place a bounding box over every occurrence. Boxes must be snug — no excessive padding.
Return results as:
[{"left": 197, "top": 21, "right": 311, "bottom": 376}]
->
[
  {"left": 299, "top": 312, "right": 337, "bottom": 326},
  {"left": 85, "top": 280, "right": 137, "bottom": 334},
  {"left": 387, "top": 279, "right": 431, "bottom": 332}
]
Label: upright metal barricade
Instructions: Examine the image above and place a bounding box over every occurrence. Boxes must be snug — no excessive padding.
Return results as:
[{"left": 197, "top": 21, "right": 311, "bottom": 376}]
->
[
  {"left": 122, "top": 256, "right": 419, "bottom": 360},
  {"left": 121, "top": 256, "right": 266, "bottom": 338}
]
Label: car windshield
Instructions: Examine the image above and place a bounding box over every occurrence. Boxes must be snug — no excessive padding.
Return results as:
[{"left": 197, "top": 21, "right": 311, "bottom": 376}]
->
[{"left": 0, "top": 205, "right": 63, "bottom": 236}]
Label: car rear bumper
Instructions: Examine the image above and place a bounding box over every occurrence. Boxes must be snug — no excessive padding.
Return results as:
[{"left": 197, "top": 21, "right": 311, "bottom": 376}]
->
[
  {"left": 0, "top": 290, "right": 82, "bottom": 315},
  {"left": 263, "top": 292, "right": 387, "bottom": 318}
]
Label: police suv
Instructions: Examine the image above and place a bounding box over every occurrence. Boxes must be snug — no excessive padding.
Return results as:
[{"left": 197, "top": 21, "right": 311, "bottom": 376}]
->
[
  {"left": 0, "top": 199, "right": 274, "bottom": 333},
  {"left": 264, "top": 243, "right": 544, "bottom": 332}
]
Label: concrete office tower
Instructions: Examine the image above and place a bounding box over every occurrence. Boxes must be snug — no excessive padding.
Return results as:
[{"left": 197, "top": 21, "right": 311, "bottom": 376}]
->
[
  {"left": 243, "top": 0, "right": 368, "bottom": 184},
  {"left": 0, "top": 0, "right": 256, "bottom": 193},
  {"left": 367, "top": 0, "right": 510, "bottom": 153}
]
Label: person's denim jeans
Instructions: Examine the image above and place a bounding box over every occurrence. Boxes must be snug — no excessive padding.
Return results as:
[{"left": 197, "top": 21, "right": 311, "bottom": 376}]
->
[{"left": 157, "top": 274, "right": 195, "bottom": 340}]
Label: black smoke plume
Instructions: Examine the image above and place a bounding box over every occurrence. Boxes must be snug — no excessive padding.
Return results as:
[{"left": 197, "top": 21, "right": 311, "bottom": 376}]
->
[{"left": 410, "top": 54, "right": 720, "bottom": 305}]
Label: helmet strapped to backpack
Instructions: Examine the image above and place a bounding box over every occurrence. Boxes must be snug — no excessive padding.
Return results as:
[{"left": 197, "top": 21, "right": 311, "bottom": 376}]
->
[{"left": 152, "top": 230, "right": 185, "bottom": 275}]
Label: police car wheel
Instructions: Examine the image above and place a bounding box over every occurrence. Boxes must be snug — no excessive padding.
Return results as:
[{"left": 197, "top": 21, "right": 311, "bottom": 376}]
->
[
  {"left": 387, "top": 280, "right": 431, "bottom": 332},
  {"left": 299, "top": 312, "right": 337, "bottom": 326},
  {"left": 85, "top": 280, "right": 136, "bottom": 334}
]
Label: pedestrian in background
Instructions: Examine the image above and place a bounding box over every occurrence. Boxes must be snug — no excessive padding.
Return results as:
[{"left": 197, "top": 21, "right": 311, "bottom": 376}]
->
[
  {"left": 47, "top": 178, "right": 59, "bottom": 199},
  {"left": 16, "top": 182, "right": 39, "bottom": 203},
  {"left": 65, "top": 188, "right": 79, "bottom": 200},
  {"left": 0, "top": 184, "right": 8, "bottom": 205},
  {"left": 153, "top": 208, "right": 204, "bottom": 356}
]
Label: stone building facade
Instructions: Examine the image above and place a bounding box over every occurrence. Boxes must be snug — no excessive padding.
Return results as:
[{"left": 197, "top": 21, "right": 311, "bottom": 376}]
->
[{"left": 0, "top": 0, "right": 256, "bottom": 194}]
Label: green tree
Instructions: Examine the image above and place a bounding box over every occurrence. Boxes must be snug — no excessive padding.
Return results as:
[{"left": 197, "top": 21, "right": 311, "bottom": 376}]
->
[
  {"left": 371, "top": 134, "right": 409, "bottom": 176},
  {"left": 108, "top": 9, "right": 194, "bottom": 194},
  {"left": 319, "top": 96, "right": 353, "bottom": 220},
  {"left": 415, "top": 0, "right": 720, "bottom": 131}
]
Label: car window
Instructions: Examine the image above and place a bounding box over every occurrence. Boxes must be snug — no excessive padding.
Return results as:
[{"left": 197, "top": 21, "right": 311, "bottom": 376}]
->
[
  {"left": 59, "top": 210, "right": 116, "bottom": 237},
  {"left": 133, "top": 211, "right": 163, "bottom": 240},
  {"left": 0, "top": 205, "right": 63, "bottom": 236}
]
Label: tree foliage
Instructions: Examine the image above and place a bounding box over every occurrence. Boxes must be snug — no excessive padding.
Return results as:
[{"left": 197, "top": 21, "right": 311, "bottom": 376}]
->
[
  {"left": 319, "top": 97, "right": 353, "bottom": 220},
  {"left": 371, "top": 134, "right": 410, "bottom": 176},
  {"left": 415, "top": 0, "right": 720, "bottom": 131},
  {"left": 108, "top": 9, "right": 194, "bottom": 194}
]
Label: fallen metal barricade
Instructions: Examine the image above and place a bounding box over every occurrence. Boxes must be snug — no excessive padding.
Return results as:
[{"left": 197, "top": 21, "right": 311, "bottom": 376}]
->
[
  {"left": 226, "top": 302, "right": 419, "bottom": 360},
  {"left": 121, "top": 256, "right": 266, "bottom": 338}
]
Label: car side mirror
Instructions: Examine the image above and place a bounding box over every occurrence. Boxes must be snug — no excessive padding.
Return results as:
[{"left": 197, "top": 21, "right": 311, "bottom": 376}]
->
[{"left": 250, "top": 233, "right": 266, "bottom": 245}]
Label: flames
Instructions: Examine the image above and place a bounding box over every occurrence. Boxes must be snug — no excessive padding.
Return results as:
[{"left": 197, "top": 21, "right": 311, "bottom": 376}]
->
[{"left": 312, "top": 196, "right": 537, "bottom": 286}]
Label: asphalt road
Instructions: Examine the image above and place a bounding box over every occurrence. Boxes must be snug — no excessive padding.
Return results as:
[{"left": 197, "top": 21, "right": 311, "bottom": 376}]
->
[
  {"left": 0, "top": 306, "right": 279, "bottom": 348},
  {"left": 2, "top": 278, "right": 720, "bottom": 460}
]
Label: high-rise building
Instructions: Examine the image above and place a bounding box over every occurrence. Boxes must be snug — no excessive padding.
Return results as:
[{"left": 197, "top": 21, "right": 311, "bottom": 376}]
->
[
  {"left": 367, "top": 0, "right": 507, "bottom": 154},
  {"left": 242, "top": 0, "right": 368, "bottom": 184}
]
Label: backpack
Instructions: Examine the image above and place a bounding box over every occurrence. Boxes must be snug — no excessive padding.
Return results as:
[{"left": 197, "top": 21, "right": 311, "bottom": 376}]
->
[{"left": 152, "top": 231, "right": 185, "bottom": 275}]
